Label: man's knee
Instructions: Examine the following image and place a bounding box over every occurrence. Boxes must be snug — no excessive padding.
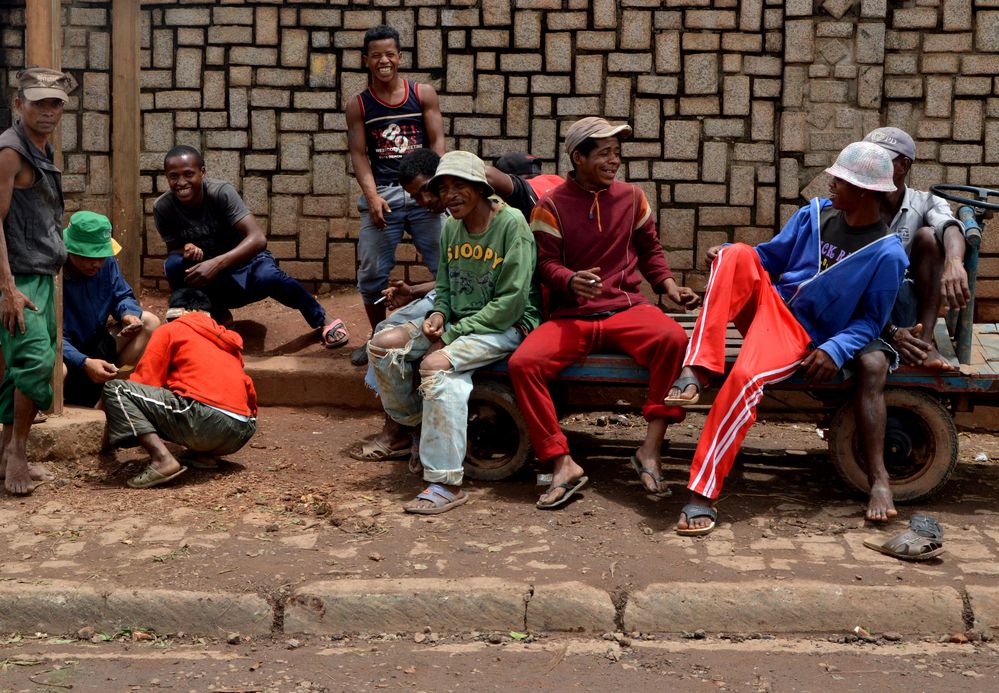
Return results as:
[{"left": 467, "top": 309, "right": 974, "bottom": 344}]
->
[
  {"left": 140, "top": 311, "right": 161, "bottom": 333},
  {"left": 369, "top": 325, "right": 411, "bottom": 352},
  {"left": 419, "top": 351, "right": 452, "bottom": 374},
  {"left": 856, "top": 350, "right": 889, "bottom": 391},
  {"left": 910, "top": 226, "right": 942, "bottom": 262},
  {"left": 508, "top": 344, "right": 547, "bottom": 378}
]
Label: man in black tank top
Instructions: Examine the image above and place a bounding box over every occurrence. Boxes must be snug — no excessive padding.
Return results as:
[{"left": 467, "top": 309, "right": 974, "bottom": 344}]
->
[
  {"left": 346, "top": 24, "right": 446, "bottom": 366},
  {"left": 0, "top": 68, "right": 75, "bottom": 495}
]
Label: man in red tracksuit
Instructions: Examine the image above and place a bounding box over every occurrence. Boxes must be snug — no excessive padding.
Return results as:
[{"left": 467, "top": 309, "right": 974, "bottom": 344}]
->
[
  {"left": 509, "top": 117, "right": 700, "bottom": 509},
  {"left": 102, "top": 288, "right": 257, "bottom": 489}
]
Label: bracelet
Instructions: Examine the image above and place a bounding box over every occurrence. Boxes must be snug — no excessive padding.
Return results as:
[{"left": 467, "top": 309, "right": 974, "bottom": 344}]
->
[{"left": 885, "top": 323, "right": 899, "bottom": 341}]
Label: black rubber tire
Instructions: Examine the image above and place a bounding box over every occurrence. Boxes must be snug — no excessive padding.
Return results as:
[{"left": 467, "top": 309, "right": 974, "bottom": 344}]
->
[
  {"left": 464, "top": 380, "right": 531, "bottom": 481},
  {"left": 828, "top": 389, "right": 958, "bottom": 503}
]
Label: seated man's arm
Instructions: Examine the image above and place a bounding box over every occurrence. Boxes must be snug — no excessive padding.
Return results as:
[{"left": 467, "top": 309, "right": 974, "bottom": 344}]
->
[
  {"left": 183, "top": 212, "right": 266, "bottom": 288},
  {"left": 530, "top": 203, "right": 575, "bottom": 295},
  {"left": 940, "top": 222, "right": 970, "bottom": 311}
]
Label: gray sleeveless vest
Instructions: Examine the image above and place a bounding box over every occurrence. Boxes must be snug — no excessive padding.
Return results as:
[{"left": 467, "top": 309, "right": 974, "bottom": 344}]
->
[{"left": 0, "top": 121, "right": 66, "bottom": 275}]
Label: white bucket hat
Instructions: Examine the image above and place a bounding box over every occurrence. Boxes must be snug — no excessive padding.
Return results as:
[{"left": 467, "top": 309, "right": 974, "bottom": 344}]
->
[
  {"left": 429, "top": 150, "right": 494, "bottom": 196},
  {"left": 824, "top": 141, "right": 897, "bottom": 192}
]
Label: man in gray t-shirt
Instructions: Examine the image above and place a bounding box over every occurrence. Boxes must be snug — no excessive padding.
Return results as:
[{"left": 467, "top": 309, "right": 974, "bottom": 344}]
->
[{"left": 153, "top": 146, "right": 348, "bottom": 348}]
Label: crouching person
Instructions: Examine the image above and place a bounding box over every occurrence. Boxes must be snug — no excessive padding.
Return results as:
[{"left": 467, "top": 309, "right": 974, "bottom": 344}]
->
[
  {"left": 369, "top": 151, "right": 540, "bottom": 514},
  {"left": 102, "top": 288, "right": 257, "bottom": 489}
]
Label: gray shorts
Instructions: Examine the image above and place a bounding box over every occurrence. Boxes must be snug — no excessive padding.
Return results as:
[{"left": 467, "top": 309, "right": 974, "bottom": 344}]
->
[{"left": 842, "top": 278, "right": 916, "bottom": 377}]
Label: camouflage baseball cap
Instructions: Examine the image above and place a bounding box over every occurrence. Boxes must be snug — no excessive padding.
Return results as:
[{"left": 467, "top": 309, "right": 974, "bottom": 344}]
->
[{"left": 16, "top": 67, "right": 76, "bottom": 103}]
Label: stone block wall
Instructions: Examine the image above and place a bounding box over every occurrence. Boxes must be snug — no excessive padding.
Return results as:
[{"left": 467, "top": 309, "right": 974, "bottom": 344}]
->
[{"left": 1, "top": 1, "right": 998, "bottom": 316}]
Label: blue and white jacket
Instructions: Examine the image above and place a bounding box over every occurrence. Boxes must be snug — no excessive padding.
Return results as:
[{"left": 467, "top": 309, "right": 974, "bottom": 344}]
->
[{"left": 755, "top": 197, "right": 909, "bottom": 368}]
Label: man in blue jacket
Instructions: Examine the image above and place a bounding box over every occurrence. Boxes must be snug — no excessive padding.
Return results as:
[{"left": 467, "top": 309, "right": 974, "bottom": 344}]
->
[
  {"left": 62, "top": 211, "right": 160, "bottom": 406},
  {"left": 665, "top": 141, "right": 908, "bottom": 536}
]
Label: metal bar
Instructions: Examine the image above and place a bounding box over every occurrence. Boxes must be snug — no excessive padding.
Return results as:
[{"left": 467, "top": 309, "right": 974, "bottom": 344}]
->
[{"left": 956, "top": 205, "right": 982, "bottom": 365}]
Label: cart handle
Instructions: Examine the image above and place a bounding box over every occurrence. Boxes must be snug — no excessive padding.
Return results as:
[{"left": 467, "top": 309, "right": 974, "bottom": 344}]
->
[{"left": 929, "top": 184, "right": 999, "bottom": 211}]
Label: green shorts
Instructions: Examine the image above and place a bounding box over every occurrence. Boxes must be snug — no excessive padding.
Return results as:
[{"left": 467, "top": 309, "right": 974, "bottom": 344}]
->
[{"left": 0, "top": 274, "right": 57, "bottom": 423}]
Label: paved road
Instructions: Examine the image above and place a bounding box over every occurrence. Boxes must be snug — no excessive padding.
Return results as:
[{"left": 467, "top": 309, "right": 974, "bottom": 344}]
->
[{"left": 1, "top": 634, "right": 997, "bottom": 692}]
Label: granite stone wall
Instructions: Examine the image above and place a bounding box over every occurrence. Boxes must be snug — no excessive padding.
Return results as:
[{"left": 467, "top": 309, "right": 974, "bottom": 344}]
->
[{"left": 2, "top": 1, "right": 998, "bottom": 315}]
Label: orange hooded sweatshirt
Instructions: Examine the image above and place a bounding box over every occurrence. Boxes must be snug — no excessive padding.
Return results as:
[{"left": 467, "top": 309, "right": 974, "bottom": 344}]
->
[{"left": 130, "top": 312, "right": 257, "bottom": 417}]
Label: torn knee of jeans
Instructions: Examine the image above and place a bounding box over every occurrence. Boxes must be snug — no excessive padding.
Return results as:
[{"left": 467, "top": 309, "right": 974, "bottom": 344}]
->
[
  {"left": 367, "top": 343, "right": 389, "bottom": 359},
  {"left": 417, "top": 369, "right": 447, "bottom": 398}
]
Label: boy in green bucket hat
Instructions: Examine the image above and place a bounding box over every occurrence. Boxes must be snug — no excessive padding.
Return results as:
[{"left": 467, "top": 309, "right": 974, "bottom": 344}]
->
[{"left": 62, "top": 211, "right": 160, "bottom": 407}]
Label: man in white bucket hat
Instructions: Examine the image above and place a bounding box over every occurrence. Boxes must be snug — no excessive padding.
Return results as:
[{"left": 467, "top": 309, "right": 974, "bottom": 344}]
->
[{"left": 665, "top": 141, "right": 909, "bottom": 536}]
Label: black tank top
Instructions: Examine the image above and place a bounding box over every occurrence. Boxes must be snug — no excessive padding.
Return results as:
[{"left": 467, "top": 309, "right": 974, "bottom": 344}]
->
[{"left": 357, "top": 80, "right": 428, "bottom": 186}]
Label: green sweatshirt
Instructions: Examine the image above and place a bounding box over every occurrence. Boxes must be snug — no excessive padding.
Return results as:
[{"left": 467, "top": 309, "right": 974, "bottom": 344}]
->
[{"left": 432, "top": 202, "right": 541, "bottom": 345}]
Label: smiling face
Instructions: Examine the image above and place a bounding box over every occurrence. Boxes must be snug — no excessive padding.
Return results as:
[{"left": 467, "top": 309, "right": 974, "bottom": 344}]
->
[
  {"left": 164, "top": 153, "right": 205, "bottom": 207},
  {"left": 434, "top": 176, "right": 485, "bottom": 220},
  {"left": 402, "top": 174, "right": 445, "bottom": 214},
  {"left": 15, "top": 96, "right": 65, "bottom": 139},
  {"left": 572, "top": 136, "right": 621, "bottom": 191},
  {"left": 363, "top": 38, "right": 401, "bottom": 85},
  {"left": 828, "top": 176, "right": 865, "bottom": 212}
]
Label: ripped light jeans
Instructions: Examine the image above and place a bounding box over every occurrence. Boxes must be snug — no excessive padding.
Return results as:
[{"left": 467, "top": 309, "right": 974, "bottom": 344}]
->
[{"left": 369, "top": 320, "right": 523, "bottom": 486}]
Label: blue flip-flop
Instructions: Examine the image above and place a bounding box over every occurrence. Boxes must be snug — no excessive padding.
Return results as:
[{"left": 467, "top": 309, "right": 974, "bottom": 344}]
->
[
  {"left": 405, "top": 483, "right": 468, "bottom": 515},
  {"left": 676, "top": 503, "right": 717, "bottom": 536}
]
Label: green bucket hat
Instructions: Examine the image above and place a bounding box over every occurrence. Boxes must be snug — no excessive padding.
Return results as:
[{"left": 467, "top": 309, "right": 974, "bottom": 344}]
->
[{"left": 63, "top": 211, "right": 122, "bottom": 258}]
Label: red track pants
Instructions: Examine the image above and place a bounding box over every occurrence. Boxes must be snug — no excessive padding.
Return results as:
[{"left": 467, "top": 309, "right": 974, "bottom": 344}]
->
[
  {"left": 685, "top": 244, "right": 813, "bottom": 500},
  {"left": 509, "top": 303, "right": 687, "bottom": 463}
]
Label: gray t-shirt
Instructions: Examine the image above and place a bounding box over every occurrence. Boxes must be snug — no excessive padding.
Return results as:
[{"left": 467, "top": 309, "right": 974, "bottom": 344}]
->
[{"left": 153, "top": 178, "right": 250, "bottom": 259}]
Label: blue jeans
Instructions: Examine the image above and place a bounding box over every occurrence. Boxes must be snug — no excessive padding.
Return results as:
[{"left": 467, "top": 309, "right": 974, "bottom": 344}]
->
[
  {"left": 164, "top": 250, "right": 327, "bottom": 328},
  {"left": 369, "top": 320, "right": 523, "bottom": 486},
  {"left": 364, "top": 293, "right": 437, "bottom": 393},
  {"left": 356, "top": 185, "right": 443, "bottom": 303}
]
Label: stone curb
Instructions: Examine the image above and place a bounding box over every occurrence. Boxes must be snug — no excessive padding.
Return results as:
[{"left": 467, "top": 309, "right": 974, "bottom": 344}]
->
[
  {"left": 244, "top": 355, "right": 377, "bottom": 409},
  {"left": 0, "top": 579, "right": 971, "bottom": 639},
  {"left": 625, "top": 581, "right": 966, "bottom": 635},
  {"left": 0, "top": 580, "right": 271, "bottom": 636}
]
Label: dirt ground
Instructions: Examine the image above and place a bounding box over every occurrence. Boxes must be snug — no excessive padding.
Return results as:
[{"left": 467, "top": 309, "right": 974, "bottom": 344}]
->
[
  {"left": 5, "top": 403, "right": 999, "bottom": 596},
  {"left": 2, "top": 633, "right": 998, "bottom": 692}
]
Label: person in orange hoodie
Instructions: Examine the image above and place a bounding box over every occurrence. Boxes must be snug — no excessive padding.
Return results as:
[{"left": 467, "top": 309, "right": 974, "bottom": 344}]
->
[{"left": 101, "top": 288, "right": 257, "bottom": 488}]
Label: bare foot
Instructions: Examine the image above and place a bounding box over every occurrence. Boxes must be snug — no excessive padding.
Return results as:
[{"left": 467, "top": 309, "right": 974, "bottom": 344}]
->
[
  {"left": 538, "top": 455, "right": 586, "bottom": 506},
  {"left": 920, "top": 347, "right": 958, "bottom": 372},
  {"left": 866, "top": 479, "right": 898, "bottom": 522},
  {"left": 0, "top": 457, "right": 52, "bottom": 482},
  {"left": 665, "top": 366, "right": 704, "bottom": 403},
  {"left": 677, "top": 492, "right": 716, "bottom": 532},
  {"left": 2, "top": 452, "right": 36, "bottom": 495}
]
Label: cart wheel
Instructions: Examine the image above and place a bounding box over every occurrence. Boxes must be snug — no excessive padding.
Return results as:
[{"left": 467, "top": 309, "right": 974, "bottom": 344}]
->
[
  {"left": 464, "top": 380, "right": 531, "bottom": 481},
  {"left": 828, "top": 389, "right": 957, "bottom": 502}
]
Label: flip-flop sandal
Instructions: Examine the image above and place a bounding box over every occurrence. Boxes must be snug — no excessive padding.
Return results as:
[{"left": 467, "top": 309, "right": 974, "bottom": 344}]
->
[
  {"left": 180, "top": 452, "right": 221, "bottom": 470},
  {"left": 663, "top": 374, "right": 702, "bottom": 406},
  {"left": 536, "top": 475, "right": 589, "bottom": 510},
  {"left": 126, "top": 464, "right": 188, "bottom": 489},
  {"left": 863, "top": 530, "right": 944, "bottom": 561},
  {"left": 630, "top": 455, "right": 671, "bottom": 496},
  {"left": 349, "top": 440, "right": 412, "bottom": 462},
  {"left": 321, "top": 318, "right": 350, "bottom": 349},
  {"left": 404, "top": 483, "right": 468, "bottom": 515},
  {"left": 676, "top": 503, "right": 717, "bottom": 536}
]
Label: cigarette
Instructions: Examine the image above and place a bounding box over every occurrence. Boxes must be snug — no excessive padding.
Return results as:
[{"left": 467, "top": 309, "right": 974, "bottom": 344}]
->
[
  {"left": 373, "top": 295, "right": 387, "bottom": 304},
  {"left": 587, "top": 279, "right": 597, "bottom": 285}
]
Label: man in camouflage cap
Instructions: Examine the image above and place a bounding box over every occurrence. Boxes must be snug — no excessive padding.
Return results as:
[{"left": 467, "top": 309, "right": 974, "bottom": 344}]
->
[{"left": 0, "top": 66, "right": 75, "bottom": 494}]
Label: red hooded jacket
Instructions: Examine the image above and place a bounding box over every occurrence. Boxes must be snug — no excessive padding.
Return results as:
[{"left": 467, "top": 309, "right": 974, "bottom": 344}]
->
[{"left": 130, "top": 312, "right": 257, "bottom": 417}]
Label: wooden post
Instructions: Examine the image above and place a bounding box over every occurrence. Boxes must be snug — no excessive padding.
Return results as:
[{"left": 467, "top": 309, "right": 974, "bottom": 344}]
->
[
  {"left": 24, "top": 0, "right": 63, "bottom": 415},
  {"left": 111, "top": 0, "right": 141, "bottom": 289}
]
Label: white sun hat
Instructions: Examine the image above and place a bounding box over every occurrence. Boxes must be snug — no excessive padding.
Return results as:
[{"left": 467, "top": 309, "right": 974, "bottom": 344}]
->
[{"left": 824, "top": 141, "right": 897, "bottom": 192}]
